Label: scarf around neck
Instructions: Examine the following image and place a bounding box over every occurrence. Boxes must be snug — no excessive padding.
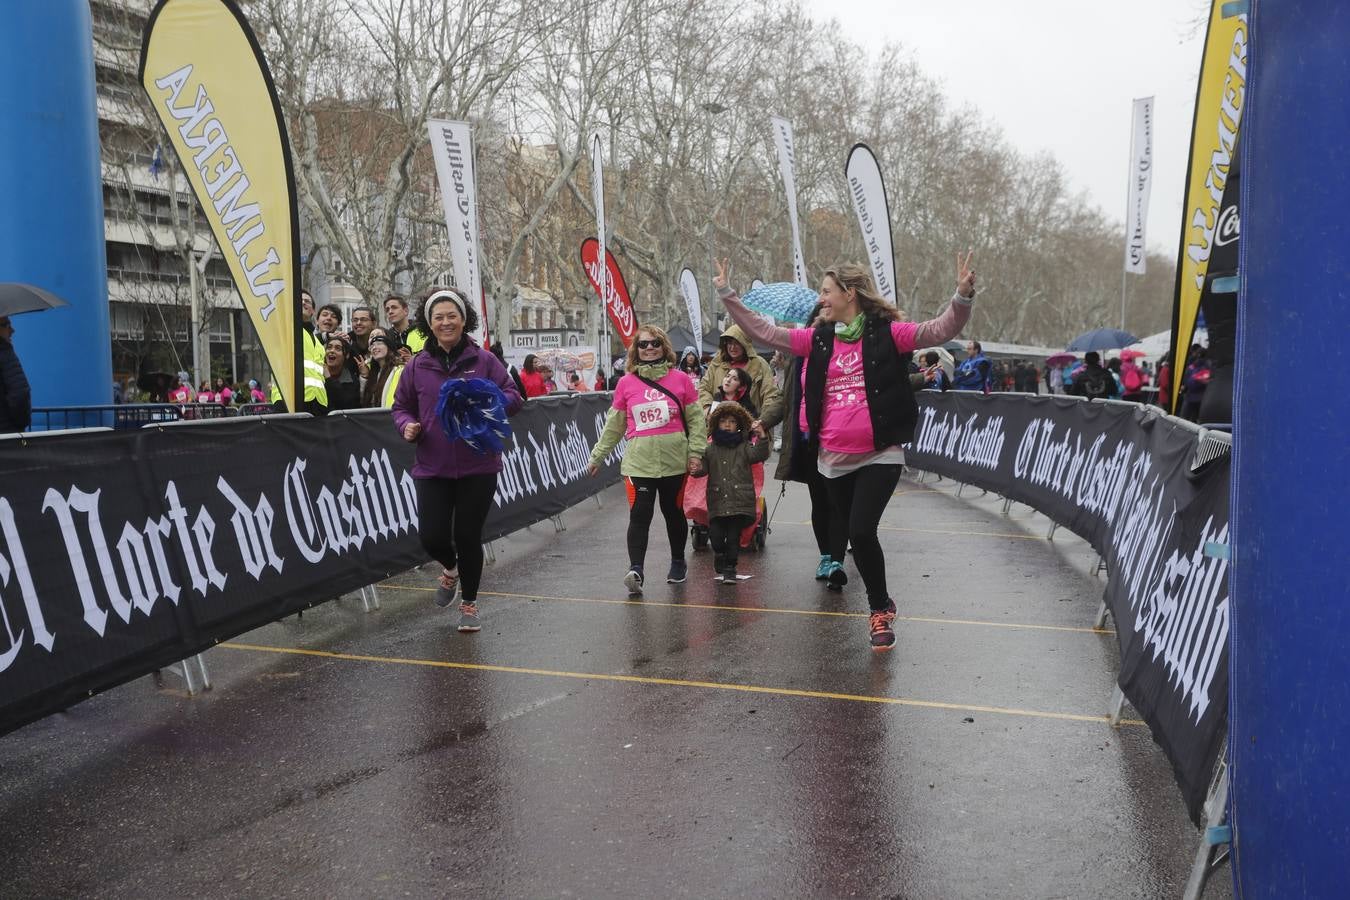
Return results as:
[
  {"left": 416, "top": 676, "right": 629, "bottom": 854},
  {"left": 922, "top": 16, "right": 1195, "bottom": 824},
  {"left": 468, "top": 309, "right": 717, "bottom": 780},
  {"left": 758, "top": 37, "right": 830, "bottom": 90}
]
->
[{"left": 834, "top": 313, "right": 865, "bottom": 343}]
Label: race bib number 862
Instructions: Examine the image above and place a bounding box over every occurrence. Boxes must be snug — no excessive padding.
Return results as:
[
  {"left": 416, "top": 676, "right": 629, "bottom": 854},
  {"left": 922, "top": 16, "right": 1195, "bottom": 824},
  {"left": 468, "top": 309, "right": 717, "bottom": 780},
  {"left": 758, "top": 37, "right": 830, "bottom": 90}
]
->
[{"left": 633, "top": 399, "right": 672, "bottom": 432}]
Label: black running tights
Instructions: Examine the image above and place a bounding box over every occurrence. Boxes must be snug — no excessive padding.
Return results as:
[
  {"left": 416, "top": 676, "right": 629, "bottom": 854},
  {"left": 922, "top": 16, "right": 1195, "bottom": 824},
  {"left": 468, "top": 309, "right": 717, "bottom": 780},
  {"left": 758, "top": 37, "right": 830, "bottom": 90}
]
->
[
  {"left": 415, "top": 474, "right": 499, "bottom": 602},
  {"left": 628, "top": 475, "right": 687, "bottom": 569},
  {"left": 823, "top": 464, "right": 904, "bottom": 611}
]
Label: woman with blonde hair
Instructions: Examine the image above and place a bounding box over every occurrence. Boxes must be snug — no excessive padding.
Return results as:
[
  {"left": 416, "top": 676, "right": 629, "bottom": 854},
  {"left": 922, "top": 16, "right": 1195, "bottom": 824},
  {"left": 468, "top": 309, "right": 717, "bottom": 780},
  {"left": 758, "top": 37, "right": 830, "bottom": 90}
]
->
[
  {"left": 714, "top": 255, "right": 979, "bottom": 651},
  {"left": 588, "top": 324, "right": 707, "bottom": 595}
]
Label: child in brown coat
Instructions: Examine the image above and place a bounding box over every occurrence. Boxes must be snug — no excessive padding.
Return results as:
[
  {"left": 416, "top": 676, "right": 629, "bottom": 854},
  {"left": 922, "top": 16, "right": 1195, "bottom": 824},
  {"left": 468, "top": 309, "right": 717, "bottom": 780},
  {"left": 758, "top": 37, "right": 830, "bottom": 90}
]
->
[{"left": 702, "top": 401, "right": 771, "bottom": 583}]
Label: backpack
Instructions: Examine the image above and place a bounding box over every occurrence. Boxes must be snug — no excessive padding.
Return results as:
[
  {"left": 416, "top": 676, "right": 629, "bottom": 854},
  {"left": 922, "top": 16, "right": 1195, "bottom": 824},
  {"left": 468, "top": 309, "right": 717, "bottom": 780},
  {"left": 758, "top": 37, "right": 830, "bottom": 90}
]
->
[
  {"left": 1123, "top": 365, "right": 1143, "bottom": 393},
  {"left": 1080, "top": 366, "right": 1113, "bottom": 399}
]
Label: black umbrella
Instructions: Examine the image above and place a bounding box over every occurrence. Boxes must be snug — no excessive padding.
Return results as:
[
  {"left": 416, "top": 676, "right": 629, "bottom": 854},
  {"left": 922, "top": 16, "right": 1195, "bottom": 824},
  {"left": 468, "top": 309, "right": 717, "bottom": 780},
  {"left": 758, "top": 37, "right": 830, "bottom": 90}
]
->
[
  {"left": 1065, "top": 327, "right": 1140, "bottom": 352},
  {"left": 0, "top": 283, "right": 70, "bottom": 317}
]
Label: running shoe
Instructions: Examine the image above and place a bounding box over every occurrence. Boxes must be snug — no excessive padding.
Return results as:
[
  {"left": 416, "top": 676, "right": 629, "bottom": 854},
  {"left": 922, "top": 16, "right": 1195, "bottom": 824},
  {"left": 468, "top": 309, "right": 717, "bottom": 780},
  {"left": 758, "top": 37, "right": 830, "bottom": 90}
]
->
[
  {"left": 720, "top": 567, "right": 739, "bottom": 585},
  {"left": 457, "top": 602, "right": 481, "bottom": 633},
  {"left": 667, "top": 559, "right": 688, "bottom": 584},
  {"left": 434, "top": 569, "right": 459, "bottom": 607},
  {"left": 814, "top": 555, "right": 832, "bottom": 580},
  {"left": 824, "top": 561, "right": 848, "bottom": 592},
  {"left": 869, "top": 607, "right": 896, "bottom": 651},
  {"left": 624, "top": 567, "right": 645, "bottom": 596}
]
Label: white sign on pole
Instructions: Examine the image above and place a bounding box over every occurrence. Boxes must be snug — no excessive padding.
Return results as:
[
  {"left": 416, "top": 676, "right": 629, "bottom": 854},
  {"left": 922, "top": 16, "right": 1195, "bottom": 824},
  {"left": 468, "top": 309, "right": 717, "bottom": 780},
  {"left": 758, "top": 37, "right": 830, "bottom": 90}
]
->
[
  {"left": 427, "top": 119, "right": 484, "bottom": 339},
  {"left": 844, "top": 143, "right": 897, "bottom": 304},
  {"left": 770, "top": 116, "right": 808, "bottom": 287},
  {"left": 1124, "top": 97, "right": 1155, "bottom": 274},
  {"left": 679, "top": 267, "right": 702, "bottom": 348}
]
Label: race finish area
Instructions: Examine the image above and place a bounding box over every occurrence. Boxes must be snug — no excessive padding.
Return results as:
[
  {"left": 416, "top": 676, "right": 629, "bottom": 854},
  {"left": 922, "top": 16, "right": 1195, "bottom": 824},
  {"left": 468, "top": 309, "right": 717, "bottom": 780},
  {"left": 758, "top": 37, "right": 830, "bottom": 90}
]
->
[{"left": 0, "top": 471, "right": 1215, "bottom": 898}]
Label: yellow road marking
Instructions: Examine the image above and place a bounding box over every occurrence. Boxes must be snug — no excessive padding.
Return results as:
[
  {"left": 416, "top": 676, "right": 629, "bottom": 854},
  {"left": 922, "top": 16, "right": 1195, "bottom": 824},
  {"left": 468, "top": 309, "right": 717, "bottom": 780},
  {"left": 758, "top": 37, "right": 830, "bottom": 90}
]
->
[
  {"left": 379, "top": 585, "right": 1115, "bottom": 636},
  {"left": 777, "top": 520, "right": 1047, "bottom": 541},
  {"left": 221, "top": 642, "right": 1145, "bottom": 727}
]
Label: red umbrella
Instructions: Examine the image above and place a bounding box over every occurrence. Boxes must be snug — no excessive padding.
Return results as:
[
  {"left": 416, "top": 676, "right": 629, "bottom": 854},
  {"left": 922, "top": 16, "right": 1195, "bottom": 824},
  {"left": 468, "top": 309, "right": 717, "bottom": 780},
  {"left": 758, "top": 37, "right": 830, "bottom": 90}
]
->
[
  {"left": 1120, "top": 348, "right": 1146, "bottom": 361},
  {"left": 1045, "top": 352, "right": 1077, "bottom": 367}
]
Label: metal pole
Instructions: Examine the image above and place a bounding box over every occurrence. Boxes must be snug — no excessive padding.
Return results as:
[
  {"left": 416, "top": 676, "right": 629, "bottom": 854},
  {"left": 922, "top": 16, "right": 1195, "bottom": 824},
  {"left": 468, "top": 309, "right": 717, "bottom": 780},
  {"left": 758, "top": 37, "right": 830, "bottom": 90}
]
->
[
  {"left": 189, "top": 253, "right": 206, "bottom": 387},
  {"left": 1120, "top": 267, "right": 1128, "bottom": 332},
  {"left": 228, "top": 308, "right": 238, "bottom": 383}
]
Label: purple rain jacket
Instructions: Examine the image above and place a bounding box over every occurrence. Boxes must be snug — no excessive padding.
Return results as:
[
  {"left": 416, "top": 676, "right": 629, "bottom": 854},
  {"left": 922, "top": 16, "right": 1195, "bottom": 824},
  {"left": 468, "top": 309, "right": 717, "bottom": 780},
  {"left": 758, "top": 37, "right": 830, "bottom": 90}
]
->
[{"left": 391, "top": 339, "right": 525, "bottom": 479}]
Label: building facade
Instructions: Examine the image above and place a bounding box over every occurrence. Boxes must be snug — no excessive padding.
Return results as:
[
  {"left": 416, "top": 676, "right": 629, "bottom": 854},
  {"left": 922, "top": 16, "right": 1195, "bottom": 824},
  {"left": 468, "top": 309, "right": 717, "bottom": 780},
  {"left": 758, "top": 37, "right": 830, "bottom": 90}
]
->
[{"left": 92, "top": 0, "right": 267, "bottom": 392}]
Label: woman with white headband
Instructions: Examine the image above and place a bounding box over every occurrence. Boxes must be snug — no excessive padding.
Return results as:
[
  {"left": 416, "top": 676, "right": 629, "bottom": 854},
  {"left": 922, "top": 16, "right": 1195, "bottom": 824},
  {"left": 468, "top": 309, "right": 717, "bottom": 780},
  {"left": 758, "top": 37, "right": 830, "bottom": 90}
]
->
[{"left": 392, "top": 287, "right": 524, "bottom": 634}]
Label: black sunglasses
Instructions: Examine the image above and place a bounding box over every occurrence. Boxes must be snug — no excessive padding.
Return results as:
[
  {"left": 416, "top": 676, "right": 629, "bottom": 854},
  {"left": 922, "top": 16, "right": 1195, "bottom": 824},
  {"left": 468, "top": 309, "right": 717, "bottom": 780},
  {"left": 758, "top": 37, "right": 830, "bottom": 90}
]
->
[{"left": 636, "top": 339, "right": 663, "bottom": 349}]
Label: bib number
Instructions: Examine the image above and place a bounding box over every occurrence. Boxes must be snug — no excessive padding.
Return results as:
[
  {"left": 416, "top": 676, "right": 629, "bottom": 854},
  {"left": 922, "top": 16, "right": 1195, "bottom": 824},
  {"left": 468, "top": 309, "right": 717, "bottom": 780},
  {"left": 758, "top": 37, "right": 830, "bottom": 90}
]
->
[{"left": 633, "top": 399, "right": 672, "bottom": 432}]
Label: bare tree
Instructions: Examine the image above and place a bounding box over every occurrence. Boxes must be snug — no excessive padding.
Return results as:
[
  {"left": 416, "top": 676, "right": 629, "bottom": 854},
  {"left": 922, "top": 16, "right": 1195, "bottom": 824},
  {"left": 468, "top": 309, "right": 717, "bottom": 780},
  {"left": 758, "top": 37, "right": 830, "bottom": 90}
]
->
[{"left": 260, "top": 0, "right": 531, "bottom": 304}]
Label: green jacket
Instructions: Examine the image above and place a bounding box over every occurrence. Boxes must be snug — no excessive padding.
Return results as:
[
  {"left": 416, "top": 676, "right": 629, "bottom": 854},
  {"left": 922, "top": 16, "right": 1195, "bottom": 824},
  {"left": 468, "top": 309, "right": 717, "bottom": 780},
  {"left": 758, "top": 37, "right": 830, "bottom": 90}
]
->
[
  {"left": 702, "top": 401, "right": 771, "bottom": 519},
  {"left": 589, "top": 362, "right": 707, "bottom": 478},
  {"left": 697, "top": 324, "right": 784, "bottom": 431}
]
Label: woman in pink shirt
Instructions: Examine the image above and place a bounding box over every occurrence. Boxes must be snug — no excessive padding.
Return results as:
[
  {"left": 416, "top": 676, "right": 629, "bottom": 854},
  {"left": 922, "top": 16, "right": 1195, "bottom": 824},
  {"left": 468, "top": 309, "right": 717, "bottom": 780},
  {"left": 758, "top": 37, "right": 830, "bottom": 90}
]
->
[
  {"left": 714, "top": 254, "right": 978, "bottom": 651},
  {"left": 587, "top": 325, "right": 708, "bottom": 595}
]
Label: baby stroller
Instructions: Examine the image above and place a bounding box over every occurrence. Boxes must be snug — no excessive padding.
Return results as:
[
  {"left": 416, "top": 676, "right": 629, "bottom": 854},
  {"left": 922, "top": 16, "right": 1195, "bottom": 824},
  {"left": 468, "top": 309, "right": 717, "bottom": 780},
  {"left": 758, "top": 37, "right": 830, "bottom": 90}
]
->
[{"left": 685, "top": 461, "right": 769, "bottom": 553}]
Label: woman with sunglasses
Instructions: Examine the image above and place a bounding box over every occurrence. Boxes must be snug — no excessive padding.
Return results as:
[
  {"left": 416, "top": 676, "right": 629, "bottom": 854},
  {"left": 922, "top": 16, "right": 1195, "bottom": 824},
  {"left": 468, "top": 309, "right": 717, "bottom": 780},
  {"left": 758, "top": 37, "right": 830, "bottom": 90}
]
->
[
  {"left": 588, "top": 325, "right": 707, "bottom": 595},
  {"left": 713, "top": 254, "right": 978, "bottom": 652}
]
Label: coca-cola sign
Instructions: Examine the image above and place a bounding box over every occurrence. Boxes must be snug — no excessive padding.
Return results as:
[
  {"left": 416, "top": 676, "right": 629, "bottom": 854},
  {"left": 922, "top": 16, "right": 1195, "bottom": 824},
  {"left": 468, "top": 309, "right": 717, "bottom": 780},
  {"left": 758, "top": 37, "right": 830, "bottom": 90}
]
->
[{"left": 580, "top": 237, "right": 639, "bottom": 348}]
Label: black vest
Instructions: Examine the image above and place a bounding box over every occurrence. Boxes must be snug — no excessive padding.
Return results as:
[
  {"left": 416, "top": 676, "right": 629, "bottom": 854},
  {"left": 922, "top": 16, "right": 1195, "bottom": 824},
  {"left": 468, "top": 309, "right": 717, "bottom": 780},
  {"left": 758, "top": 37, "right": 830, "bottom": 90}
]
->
[{"left": 804, "top": 316, "right": 919, "bottom": 451}]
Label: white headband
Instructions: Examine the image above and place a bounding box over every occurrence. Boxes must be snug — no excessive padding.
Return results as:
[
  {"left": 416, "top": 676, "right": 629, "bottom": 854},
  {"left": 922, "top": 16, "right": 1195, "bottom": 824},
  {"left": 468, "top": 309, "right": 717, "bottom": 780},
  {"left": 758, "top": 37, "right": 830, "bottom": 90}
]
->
[{"left": 426, "top": 289, "right": 467, "bottom": 320}]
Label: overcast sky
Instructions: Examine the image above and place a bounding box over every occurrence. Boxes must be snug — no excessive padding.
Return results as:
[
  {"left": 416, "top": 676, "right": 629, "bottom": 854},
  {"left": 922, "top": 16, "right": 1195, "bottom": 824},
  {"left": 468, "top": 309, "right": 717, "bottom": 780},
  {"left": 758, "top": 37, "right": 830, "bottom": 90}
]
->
[{"left": 801, "top": 0, "right": 1207, "bottom": 257}]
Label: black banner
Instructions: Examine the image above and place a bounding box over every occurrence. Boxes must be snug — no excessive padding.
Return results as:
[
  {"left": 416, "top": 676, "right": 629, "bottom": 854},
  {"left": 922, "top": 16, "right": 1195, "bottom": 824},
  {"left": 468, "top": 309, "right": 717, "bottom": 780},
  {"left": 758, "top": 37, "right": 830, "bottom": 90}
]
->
[
  {"left": 0, "top": 394, "right": 620, "bottom": 736},
  {"left": 906, "top": 393, "right": 1229, "bottom": 822}
]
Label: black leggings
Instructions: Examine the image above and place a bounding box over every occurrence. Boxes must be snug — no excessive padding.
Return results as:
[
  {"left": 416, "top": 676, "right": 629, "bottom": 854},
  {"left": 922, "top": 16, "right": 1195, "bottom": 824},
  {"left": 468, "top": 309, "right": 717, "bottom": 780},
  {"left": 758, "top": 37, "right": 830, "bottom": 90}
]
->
[
  {"left": 824, "top": 464, "right": 904, "bottom": 611},
  {"left": 415, "top": 474, "right": 499, "bottom": 602},
  {"left": 628, "top": 475, "right": 687, "bottom": 569},
  {"left": 804, "top": 469, "right": 833, "bottom": 558},
  {"left": 709, "top": 514, "right": 753, "bottom": 568}
]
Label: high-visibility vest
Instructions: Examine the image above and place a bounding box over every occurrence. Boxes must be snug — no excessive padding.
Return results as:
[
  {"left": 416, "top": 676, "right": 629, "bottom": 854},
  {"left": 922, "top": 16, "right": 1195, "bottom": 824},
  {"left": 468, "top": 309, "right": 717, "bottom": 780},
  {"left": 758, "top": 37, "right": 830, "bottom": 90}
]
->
[
  {"left": 302, "top": 328, "right": 327, "bottom": 405},
  {"left": 382, "top": 364, "right": 403, "bottom": 407},
  {"left": 401, "top": 329, "right": 425, "bottom": 353}
]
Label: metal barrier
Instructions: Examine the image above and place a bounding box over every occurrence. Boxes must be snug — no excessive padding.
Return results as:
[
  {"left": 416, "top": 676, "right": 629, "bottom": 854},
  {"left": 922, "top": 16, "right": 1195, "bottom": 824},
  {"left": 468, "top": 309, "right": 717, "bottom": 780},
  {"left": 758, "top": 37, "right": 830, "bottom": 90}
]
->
[
  {"left": 31, "top": 403, "right": 243, "bottom": 431},
  {"left": 0, "top": 426, "right": 114, "bottom": 441},
  {"left": 237, "top": 403, "right": 277, "bottom": 416},
  {"left": 1193, "top": 426, "right": 1233, "bottom": 472}
]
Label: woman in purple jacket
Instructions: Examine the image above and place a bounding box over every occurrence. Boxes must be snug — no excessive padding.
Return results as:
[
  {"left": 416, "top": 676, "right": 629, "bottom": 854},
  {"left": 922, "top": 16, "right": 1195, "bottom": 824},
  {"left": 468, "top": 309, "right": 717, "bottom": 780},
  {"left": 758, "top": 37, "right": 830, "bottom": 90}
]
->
[{"left": 392, "top": 288, "right": 524, "bottom": 633}]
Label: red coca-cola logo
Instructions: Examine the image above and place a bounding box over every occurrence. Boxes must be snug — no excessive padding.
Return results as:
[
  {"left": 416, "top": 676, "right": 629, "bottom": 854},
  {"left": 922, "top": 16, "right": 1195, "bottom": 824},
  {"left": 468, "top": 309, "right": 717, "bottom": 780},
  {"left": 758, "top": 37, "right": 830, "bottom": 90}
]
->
[{"left": 580, "top": 238, "right": 639, "bottom": 347}]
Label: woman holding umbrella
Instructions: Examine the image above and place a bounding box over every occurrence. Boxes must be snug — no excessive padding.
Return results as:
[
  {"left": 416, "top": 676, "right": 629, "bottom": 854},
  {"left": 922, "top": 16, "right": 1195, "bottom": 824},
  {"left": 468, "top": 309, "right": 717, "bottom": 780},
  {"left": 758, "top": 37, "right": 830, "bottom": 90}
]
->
[
  {"left": 0, "top": 315, "right": 30, "bottom": 433},
  {"left": 1044, "top": 352, "right": 1077, "bottom": 395},
  {"left": 1119, "top": 349, "right": 1150, "bottom": 403}
]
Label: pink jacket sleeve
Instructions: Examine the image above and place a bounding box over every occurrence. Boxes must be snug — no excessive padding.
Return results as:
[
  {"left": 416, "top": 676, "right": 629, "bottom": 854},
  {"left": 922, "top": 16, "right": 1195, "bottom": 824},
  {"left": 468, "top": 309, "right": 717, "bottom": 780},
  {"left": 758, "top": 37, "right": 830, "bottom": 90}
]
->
[
  {"left": 894, "top": 294, "right": 975, "bottom": 352},
  {"left": 716, "top": 286, "right": 808, "bottom": 355}
]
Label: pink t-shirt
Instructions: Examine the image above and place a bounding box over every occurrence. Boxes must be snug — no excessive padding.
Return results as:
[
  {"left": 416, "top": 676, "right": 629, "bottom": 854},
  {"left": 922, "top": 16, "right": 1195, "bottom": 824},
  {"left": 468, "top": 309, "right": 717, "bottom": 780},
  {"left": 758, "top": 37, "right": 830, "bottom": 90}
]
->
[
  {"left": 614, "top": 369, "right": 697, "bottom": 440},
  {"left": 789, "top": 322, "right": 921, "bottom": 454}
]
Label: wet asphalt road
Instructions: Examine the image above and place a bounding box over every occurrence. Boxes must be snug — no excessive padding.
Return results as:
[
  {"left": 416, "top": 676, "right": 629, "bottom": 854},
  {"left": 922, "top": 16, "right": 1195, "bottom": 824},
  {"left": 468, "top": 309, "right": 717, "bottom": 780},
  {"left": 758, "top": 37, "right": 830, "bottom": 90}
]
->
[{"left": 0, "top": 467, "right": 1227, "bottom": 899}]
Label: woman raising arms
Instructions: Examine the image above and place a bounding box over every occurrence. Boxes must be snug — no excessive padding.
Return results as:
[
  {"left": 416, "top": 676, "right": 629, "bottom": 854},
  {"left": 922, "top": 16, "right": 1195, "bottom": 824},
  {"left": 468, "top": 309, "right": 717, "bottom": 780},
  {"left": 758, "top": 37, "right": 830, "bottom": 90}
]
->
[{"left": 713, "top": 254, "right": 978, "bottom": 651}]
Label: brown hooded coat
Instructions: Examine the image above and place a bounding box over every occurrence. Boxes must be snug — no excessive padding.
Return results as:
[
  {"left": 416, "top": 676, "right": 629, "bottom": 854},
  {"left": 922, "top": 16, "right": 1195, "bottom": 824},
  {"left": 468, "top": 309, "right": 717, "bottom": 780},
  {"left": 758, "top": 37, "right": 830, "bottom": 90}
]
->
[{"left": 697, "top": 324, "right": 784, "bottom": 433}]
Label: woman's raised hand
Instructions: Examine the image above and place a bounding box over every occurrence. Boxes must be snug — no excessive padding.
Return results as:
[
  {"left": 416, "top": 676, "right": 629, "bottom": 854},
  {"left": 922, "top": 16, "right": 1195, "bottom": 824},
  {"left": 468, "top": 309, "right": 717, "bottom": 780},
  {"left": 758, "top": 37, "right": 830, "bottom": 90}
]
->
[
  {"left": 712, "top": 257, "right": 730, "bottom": 291},
  {"left": 956, "top": 250, "right": 977, "bottom": 299}
]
